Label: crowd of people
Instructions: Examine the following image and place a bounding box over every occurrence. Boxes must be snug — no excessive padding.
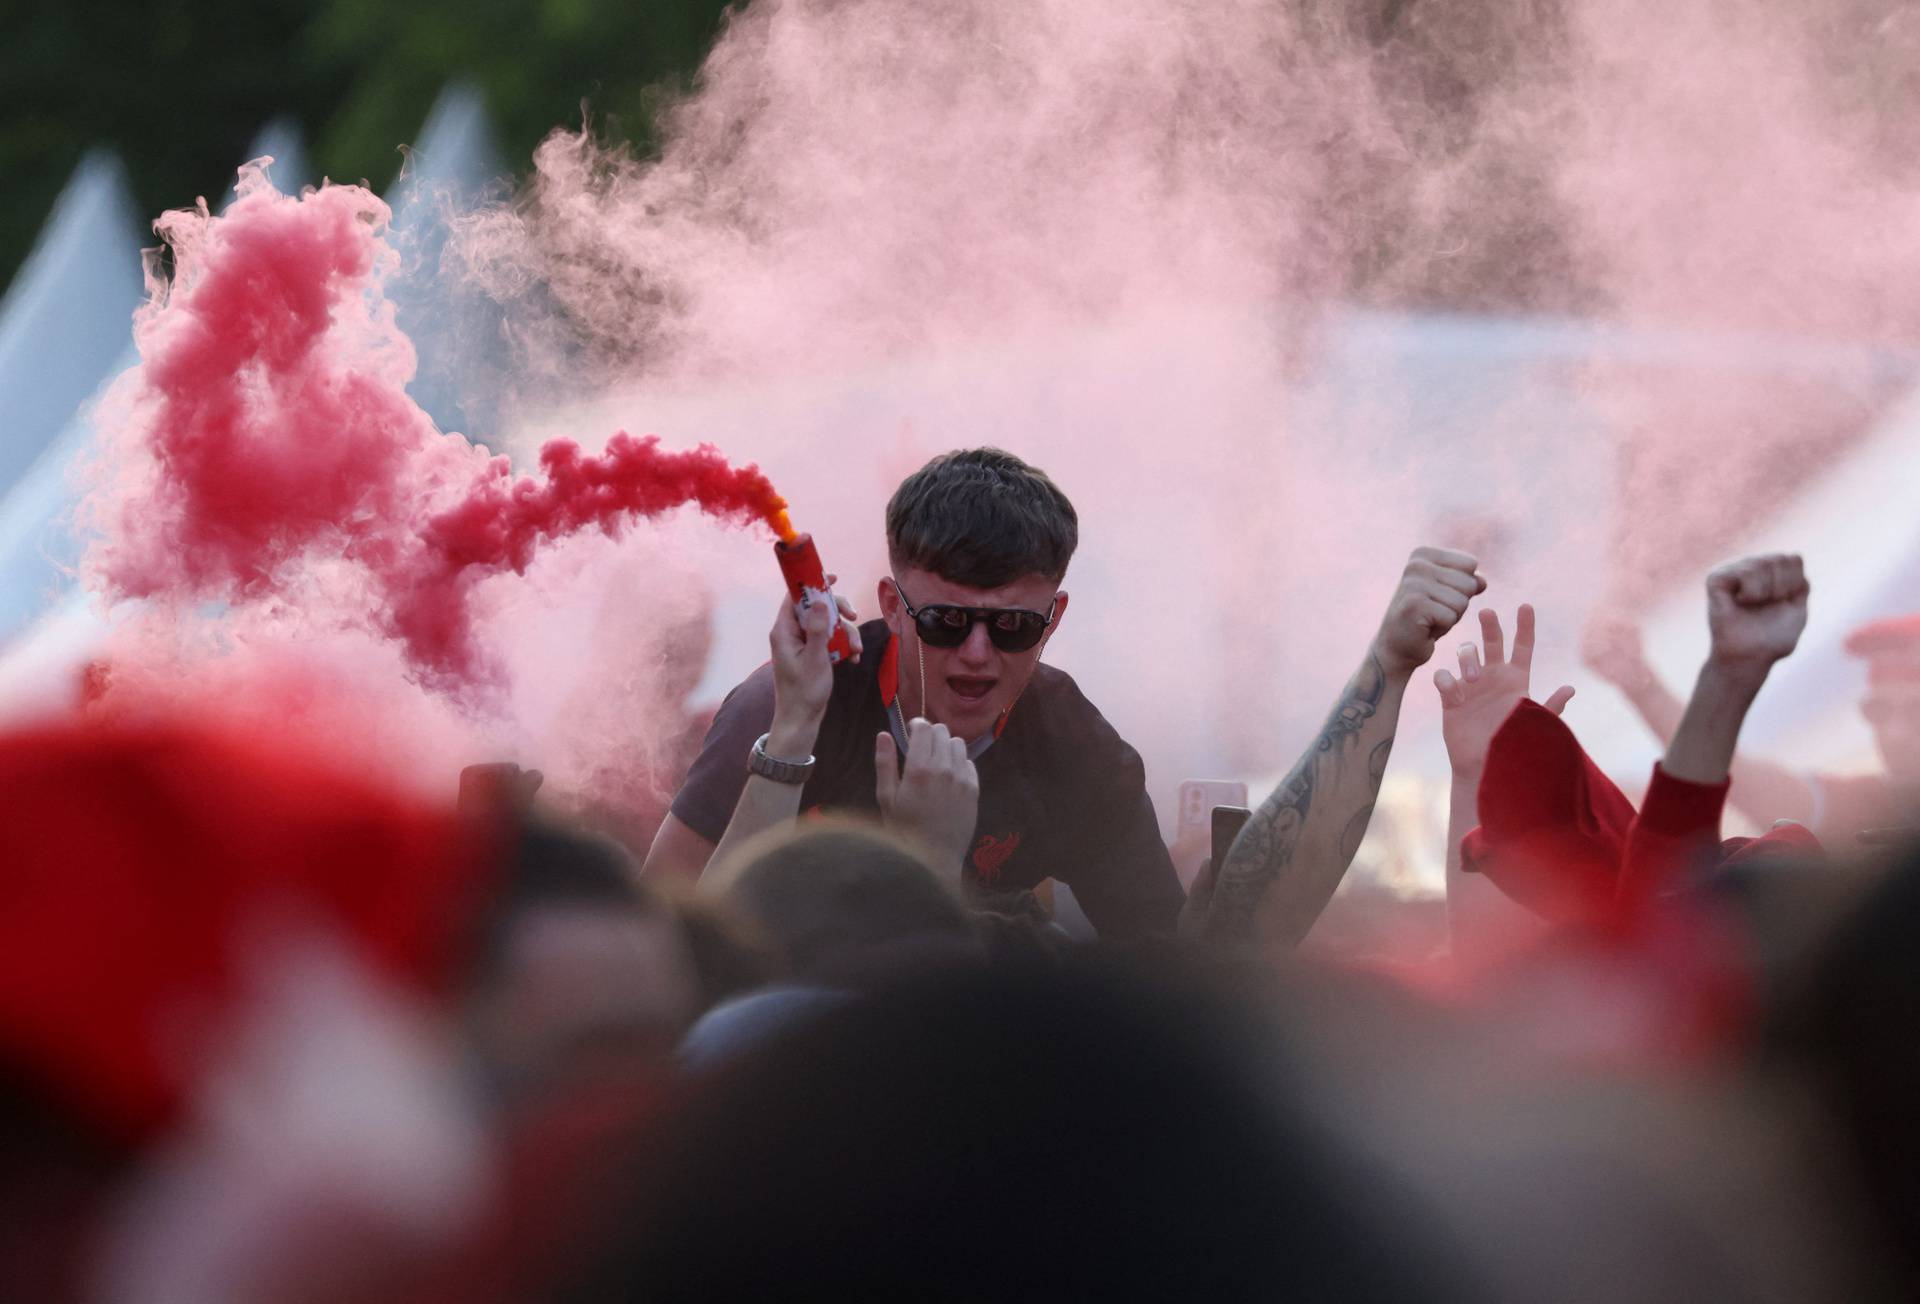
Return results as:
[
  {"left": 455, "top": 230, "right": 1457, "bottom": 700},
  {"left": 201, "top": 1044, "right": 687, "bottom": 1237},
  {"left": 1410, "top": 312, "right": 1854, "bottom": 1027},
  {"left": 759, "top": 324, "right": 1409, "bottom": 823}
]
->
[{"left": 3, "top": 447, "right": 1917, "bottom": 1301}]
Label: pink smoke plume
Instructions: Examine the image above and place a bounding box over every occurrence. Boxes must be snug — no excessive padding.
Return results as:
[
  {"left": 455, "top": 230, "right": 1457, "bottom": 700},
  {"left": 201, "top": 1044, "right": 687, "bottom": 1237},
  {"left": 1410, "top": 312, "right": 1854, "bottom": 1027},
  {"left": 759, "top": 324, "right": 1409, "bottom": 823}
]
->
[
  {"left": 436, "top": 0, "right": 1920, "bottom": 793},
  {"left": 84, "top": 164, "right": 791, "bottom": 701}
]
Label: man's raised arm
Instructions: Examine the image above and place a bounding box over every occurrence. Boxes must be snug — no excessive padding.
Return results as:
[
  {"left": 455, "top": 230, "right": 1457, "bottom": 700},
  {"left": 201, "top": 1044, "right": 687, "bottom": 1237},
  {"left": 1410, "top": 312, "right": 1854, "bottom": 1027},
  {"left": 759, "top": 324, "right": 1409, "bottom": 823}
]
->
[
  {"left": 1582, "top": 607, "right": 1818, "bottom": 828},
  {"left": 1201, "top": 547, "right": 1482, "bottom": 947},
  {"left": 1662, "top": 553, "right": 1808, "bottom": 788},
  {"left": 1433, "top": 603, "right": 1576, "bottom": 956},
  {"left": 699, "top": 591, "right": 855, "bottom": 886},
  {"left": 643, "top": 587, "right": 856, "bottom": 886}
]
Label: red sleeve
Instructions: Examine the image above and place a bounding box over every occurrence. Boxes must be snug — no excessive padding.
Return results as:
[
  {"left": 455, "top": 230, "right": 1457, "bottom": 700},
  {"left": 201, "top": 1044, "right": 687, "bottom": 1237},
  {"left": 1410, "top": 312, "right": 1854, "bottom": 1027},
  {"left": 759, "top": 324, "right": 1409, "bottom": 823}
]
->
[
  {"left": 1453, "top": 701, "right": 1638, "bottom": 925},
  {"left": 1616, "top": 764, "right": 1729, "bottom": 903}
]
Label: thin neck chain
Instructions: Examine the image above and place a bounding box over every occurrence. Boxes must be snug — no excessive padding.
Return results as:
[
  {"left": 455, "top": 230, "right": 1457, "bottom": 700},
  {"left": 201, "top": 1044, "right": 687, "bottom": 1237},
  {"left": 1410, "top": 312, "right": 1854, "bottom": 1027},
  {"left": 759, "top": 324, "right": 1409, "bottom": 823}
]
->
[
  {"left": 888, "top": 627, "right": 996, "bottom": 762},
  {"left": 890, "top": 604, "right": 1055, "bottom": 759}
]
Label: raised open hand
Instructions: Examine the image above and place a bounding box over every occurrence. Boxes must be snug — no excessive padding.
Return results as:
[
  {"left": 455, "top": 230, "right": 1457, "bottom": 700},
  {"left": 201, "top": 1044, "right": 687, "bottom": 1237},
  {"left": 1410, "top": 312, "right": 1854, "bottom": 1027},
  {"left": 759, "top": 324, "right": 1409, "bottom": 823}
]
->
[
  {"left": 1706, "top": 554, "right": 1809, "bottom": 671},
  {"left": 1434, "top": 604, "right": 1574, "bottom": 776}
]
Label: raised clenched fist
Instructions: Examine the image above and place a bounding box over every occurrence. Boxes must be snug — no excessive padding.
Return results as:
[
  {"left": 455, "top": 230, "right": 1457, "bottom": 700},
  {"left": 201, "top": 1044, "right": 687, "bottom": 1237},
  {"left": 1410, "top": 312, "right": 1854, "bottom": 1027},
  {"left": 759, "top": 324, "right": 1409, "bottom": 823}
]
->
[
  {"left": 767, "top": 577, "right": 862, "bottom": 746},
  {"left": 1706, "top": 553, "right": 1809, "bottom": 671},
  {"left": 1373, "top": 546, "right": 1487, "bottom": 679}
]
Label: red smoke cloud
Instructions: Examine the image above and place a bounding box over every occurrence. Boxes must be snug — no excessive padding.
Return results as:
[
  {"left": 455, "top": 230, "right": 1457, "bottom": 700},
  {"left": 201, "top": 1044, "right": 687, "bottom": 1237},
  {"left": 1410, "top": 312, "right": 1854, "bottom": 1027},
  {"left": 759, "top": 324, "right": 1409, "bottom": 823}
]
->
[
  {"left": 86, "top": 166, "right": 789, "bottom": 700},
  {"left": 403, "top": 433, "right": 789, "bottom": 683}
]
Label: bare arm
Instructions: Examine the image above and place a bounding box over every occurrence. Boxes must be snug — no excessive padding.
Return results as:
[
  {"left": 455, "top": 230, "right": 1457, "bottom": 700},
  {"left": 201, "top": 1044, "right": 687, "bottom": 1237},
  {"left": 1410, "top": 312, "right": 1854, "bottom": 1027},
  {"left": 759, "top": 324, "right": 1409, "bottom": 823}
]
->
[
  {"left": 1584, "top": 610, "right": 1815, "bottom": 824},
  {"left": 1204, "top": 547, "right": 1482, "bottom": 947},
  {"left": 1664, "top": 664, "right": 1767, "bottom": 787},
  {"left": 1434, "top": 605, "right": 1574, "bottom": 955},
  {"left": 640, "top": 812, "right": 718, "bottom": 880},
  {"left": 663, "top": 586, "right": 858, "bottom": 889},
  {"left": 1444, "top": 760, "right": 1533, "bottom": 952},
  {"left": 703, "top": 712, "right": 828, "bottom": 884},
  {"left": 1663, "top": 554, "right": 1809, "bottom": 786},
  {"left": 1204, "top": 653, "right": 1402, "bottom": 946}
]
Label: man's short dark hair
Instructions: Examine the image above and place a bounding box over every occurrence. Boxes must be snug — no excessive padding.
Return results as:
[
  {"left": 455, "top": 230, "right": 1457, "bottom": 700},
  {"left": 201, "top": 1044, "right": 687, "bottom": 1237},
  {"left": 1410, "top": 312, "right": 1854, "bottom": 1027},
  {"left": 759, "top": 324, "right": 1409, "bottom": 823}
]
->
[{"left": 886, "top": 448, "right": 1078, "bottom": 588}]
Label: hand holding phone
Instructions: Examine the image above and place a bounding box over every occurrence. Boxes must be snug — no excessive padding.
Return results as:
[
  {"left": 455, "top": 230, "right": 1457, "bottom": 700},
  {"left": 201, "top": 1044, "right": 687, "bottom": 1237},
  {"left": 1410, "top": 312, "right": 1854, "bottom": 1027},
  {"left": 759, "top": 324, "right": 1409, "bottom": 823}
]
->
[
  {"left": 1172, "top": 780, "right": 1247, "bottom": 888},
  {"left": 1211, "top": 804, "right": 1253, "bottom": 867}
]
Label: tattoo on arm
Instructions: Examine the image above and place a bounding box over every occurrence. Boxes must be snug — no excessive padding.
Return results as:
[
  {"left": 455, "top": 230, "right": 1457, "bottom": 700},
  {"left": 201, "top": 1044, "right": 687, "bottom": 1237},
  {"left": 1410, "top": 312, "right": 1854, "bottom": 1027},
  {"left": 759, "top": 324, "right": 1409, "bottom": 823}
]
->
[
  {"left": 1204, "top": 655, "right": 1392, "bottom": 944},
  {"left": 1337, "top": 739, "right": 1393, "bottom": 860}
]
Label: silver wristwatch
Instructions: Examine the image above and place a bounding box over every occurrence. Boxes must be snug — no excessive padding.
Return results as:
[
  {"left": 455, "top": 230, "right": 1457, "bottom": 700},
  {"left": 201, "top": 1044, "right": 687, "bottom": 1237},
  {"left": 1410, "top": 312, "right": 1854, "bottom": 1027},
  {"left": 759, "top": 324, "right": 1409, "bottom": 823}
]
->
[{"left": 749, "top": 733, "right": 816, "bottom": 785}]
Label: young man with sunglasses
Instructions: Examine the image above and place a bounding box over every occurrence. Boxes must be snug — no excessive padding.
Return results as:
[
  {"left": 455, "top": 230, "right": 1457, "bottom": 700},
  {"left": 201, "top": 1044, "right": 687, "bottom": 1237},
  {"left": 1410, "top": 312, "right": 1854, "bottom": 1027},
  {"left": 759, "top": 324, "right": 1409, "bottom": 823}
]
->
[{"left": 644, "top": 447, "right": 1189, "bottom": 939}]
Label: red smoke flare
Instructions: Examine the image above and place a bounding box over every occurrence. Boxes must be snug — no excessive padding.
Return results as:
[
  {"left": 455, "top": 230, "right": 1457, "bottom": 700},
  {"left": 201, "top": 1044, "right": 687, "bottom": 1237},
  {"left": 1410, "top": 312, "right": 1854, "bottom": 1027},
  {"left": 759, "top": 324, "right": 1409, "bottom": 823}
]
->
[
  {"left": 85, "top": 167, "right": 791, "bottom": 700},
  {"left": 398, "top": 433, "right": 792, "bottom": 680}
]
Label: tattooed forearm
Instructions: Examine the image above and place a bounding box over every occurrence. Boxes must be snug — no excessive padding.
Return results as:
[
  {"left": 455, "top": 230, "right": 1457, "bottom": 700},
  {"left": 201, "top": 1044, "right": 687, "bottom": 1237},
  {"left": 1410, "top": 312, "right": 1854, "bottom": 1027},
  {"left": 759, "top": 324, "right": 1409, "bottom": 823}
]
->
[
  {"left": 1204, "top": 654, "right": 1399, "bottom": 946},
  {"left": 1337, "top": 739, "right": 1394, "bottom": 860},
  {"left": 1204, "top": 768, "right": 1312, "bottom": 943}
]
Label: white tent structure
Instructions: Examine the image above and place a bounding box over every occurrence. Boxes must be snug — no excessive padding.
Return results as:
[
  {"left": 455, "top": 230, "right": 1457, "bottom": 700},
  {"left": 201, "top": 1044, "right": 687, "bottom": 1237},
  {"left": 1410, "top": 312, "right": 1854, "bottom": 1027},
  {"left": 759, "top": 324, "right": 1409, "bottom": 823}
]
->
[
  {"left": 0, "top": 153, "right": 144, "bottom": 698},
  {"left": 0, "top": 123, "right": 320, "bottom": 658},
  {"left": 0, "top": 153, "right": 142, "bottom": 516},
  {"left": 386, "top": 83, "right": 506, "bottom": 439}
]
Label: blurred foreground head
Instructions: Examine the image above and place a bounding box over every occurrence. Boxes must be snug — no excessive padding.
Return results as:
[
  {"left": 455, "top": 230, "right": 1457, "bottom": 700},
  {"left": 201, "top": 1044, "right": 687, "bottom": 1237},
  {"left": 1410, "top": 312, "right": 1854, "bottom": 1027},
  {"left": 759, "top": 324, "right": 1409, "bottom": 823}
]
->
[
  {"left": 466, "top": 819, "right": 701, "bottom": 1100},
  {"left": 0, "top": 716, "right": 498, "bottom": 1300},
  {"left": 716, "top": 818, "right": 980, "bottom": 985},
  {"left": 0, "top": 720, "right": 725, "bottom": 1301},
  {"left": 572, "top": 957, "right": 1471, "bottom": 1303},
  {"left": 1775, "top": 848, "right": 1920, "bottom": 1296},
  {"left": 0, "top": 717, "right": 491, "bottom": 1145}
]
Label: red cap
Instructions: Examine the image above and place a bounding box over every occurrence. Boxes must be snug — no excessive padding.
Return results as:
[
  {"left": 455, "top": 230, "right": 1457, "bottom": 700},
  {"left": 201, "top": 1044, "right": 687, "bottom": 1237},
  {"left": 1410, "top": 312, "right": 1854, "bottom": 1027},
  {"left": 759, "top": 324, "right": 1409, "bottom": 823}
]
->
[
  {"left": 1844, "top": 612, "right": 1920, "bottom": 661},
  {"left": 0, "top": 718, "right": 495, "bottom": 1144},
  {"left": 1845, "top": 614, "right": 1920, "bottom": 687}
]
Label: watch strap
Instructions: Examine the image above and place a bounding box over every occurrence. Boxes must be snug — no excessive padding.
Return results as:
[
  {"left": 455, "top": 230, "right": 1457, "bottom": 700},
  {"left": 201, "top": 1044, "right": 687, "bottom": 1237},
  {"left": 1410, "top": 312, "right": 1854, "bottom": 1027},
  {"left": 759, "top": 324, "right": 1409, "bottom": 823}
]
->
[{"left": 749, "top": 732, "right": 816, "bottom": 785}]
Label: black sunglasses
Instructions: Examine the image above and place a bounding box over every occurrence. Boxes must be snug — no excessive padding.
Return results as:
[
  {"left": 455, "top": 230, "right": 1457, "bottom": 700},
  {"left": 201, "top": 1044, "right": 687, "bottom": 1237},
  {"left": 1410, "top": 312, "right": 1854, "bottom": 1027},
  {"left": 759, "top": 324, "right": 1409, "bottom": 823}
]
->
[{"left": 894, "top": 582, "right": 1057, "bottom": 652}]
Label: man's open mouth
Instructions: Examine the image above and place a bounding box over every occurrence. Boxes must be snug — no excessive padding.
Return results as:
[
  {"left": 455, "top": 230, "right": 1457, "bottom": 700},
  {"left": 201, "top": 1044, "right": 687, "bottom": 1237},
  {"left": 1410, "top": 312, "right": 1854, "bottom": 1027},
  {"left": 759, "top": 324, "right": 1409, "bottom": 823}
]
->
[{"left": 947, "top": 675, "right": 997, "bottom": 703}]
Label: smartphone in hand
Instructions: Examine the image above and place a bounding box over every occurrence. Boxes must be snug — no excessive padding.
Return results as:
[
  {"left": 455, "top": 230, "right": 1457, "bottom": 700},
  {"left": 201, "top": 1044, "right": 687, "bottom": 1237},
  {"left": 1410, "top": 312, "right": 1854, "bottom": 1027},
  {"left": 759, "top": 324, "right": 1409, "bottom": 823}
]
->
[{"left": 1211, "top": 804, "right": 1253, "bottom": 867}]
